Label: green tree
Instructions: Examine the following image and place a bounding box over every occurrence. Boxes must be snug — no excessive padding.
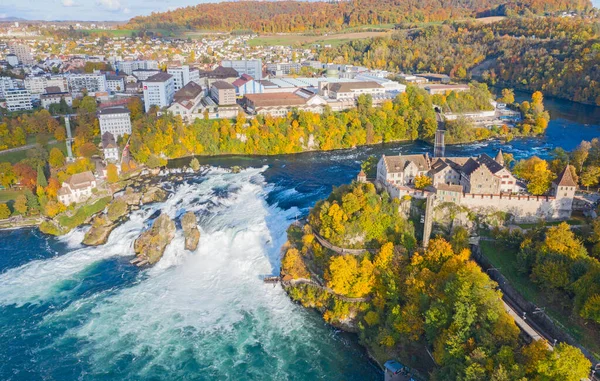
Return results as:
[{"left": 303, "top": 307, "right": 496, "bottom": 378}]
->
[
  {"left": 189, "top": 157, "right": 201, "bottom": 171},
  {"left": 36, "top": 164, "right": 48, "bottom": 188},
  {"left": 536, "top": 343, "right": 591, "bottom": 381}
]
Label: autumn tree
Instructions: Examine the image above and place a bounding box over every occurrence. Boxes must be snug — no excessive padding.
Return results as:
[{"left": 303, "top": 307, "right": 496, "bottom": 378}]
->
[
  {"left": 106, "top": 163, "right": 119, "bottom": 183},
  {"left": 14, "top": 194, "right": 28, "bottom": 215},
  {"left": 49, "top": 148, "right": 66, "bottom": 168},
  {"left": 0, "top": 203, "right": 10, "bottom": 219},
  {"left": 514, "top": 156, "right": 553, "bottom": 195},
  {"left": 414, "top": 174, "right": 432, "bottom": 189}
]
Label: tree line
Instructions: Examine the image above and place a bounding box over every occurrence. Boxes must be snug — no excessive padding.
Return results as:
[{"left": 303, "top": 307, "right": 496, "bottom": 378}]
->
[{"left": 123, "top": 0, "right": 591, "bottom": 33}]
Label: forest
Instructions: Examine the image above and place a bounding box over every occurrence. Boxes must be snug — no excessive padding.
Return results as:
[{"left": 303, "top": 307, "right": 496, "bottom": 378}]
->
[
  {"left": 123, "top": 0, "right": 591, "bottom": 33},
  {"left": 318, "top": 16, "right": 600, "bottom": 105},
  {"left": 282, "top": 182, "right": 593, "bottom": 380}
]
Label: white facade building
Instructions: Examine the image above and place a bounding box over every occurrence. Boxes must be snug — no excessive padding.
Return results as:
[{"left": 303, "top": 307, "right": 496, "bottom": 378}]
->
[
  {"left": 106, "top": 75, "right": 126, "bottom": 93},
  {"left": 40, "top": 92, "right": 73, "bottom": 109},
  {"left": 9, "top": 43, "right": 34, "bottom": 65},
  {"left": 0, "top": 76, "right": 20, "bottom": 99},
  {"left": 167, "top": 65, "right": 200, "bottom": 91},
  {"left": 24, "top": 76, "right": 69, "bottom": 95},
  {"left": 57, "top": 171, "right": 97, "bottom": 205},
  {"left": 102, "top": 132, "right": 120, "bottom": 162},
  {"left": 117, "top": 60, "right": 159, "bottom": 75},
  {"left": 5, "top": 89, "right": 33, "bottom": 111},
  {"left": 68, "top": 73, "right": 107, "bottom": 95},
  {"left": 98, "top": 107, "right": 132, "bottom": 138},
  {"left": 326, "top": 81, "right": 385, "bottom": 100},
  {"left": 221, "top": 60, "right": 263, "bottom": 80},
  {"left": 6, "top": 54, "right": 19, "bottom": 67},
  {"left": 143, "top": 72, "right": 175, "bottom": 112}
]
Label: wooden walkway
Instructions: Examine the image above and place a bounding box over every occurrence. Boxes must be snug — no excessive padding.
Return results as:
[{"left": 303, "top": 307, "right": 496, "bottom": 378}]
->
[{"left": 312, "top": 231, "right": 376, "bottom": 256}]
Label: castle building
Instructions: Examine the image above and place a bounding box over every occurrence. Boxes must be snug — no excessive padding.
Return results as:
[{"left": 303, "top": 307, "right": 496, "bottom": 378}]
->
[{"left": 377, "top": 150, "right": 574, "bottom": 221}]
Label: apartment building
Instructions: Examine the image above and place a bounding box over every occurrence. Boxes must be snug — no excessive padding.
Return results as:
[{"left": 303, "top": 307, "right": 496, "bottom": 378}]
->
[
  {"left": 117, "top": 60, "right": 159, "bottom": 75},
  {"left": 9, "top": 43, "right": 34, "bottom": 65},
  {"left": 143, "top": 72, "right": 175, "bottom": 112},
  {"left": 24, "top": 76, "right": 69, "bottom": 95},
  {"left": 0, "top": 76, "right": 20, "bottom": 99},
  {"left": 326, "top": 81, "right": 385, "bottom": 100},
  {"left": 98, "top": 107, "right": 132, "bottom": 138},
  {"left": 210, "top": 81, "right": 236, "bottom": 106},
  {"left": 5, "top": 89, "right": 33, "bottom": 111},
  {"left": 221, "top": 60, "right": 263, "bottom": 80},
  {"left": 167, "top": 65, "right": 200, "bottom": 91},
  {"left": 68, "top": 73, "right": 108, "bottom": 95}
]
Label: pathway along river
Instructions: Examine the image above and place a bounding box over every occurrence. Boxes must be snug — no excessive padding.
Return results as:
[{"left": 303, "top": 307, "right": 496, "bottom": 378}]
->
[{"left": 0, "top": 96, "right": 599, "bottom": 380}]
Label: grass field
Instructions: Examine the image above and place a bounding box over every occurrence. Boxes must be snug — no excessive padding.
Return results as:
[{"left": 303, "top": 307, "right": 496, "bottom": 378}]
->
[
  {"left": 248, "top": 30, "right": 392, "bottom": 47},
  {"left": 480, "top": 241, "right": 600, "bottom": 358},
  {"left": 0, "top": 189, "right": 24, "bottom": 203},
  {"left": 57, "top": 196, "right": 111, "bottom": 230},
  {"left": 0, "top": 140, "right": 68, "bottom": 165}
]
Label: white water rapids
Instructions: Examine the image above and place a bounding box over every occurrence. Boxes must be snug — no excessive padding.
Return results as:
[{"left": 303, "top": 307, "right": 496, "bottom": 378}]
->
[{"left": 0, "top": 167, "right": 378, "bottom": 380}]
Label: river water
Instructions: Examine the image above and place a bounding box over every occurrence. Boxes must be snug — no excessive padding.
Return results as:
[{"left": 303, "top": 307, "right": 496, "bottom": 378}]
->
[{"left": 0, "top": 97, "right": 598, "bottom": 381}]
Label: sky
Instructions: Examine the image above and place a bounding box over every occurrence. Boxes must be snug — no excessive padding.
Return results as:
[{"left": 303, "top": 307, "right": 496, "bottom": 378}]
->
[
  {"left": 0, "top": 0, "right": 599, "bottom": 22},
  {"left": 0, "top": 0, "right": 220, "bottom": 22}
]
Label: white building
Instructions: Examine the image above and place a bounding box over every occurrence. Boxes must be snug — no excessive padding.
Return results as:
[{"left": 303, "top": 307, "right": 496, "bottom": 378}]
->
[
  {"left": 232, "top": 74, "right": 264, "bottom": 96},
  {"left": 117, "top": 60, "right": 159, "bottom": 75},
  {"left": 98, "top": 107, "right": 132, "bottom": 138},
  {"left": 6, "top": 54, "right": 19, "bottom": 67},
  {"left": 143, "top": 72, "right": 175, "bottom": 112},
  {"left": 167, "top": 82, "right": 204, "bottom": 123},
  {"left": 221, "top": 60, "right": 263, "bottom": 80},
  {"left": 68, "top": 73, "right": 107, "bottom": 95},
  {"left": 0, "top": 76, "right": 20, "bottom": 99},
  {"left": 5, "top": 89, "right": 33, "bottom": 111},
  {"left": 167, "top": 65, "right": 200, "bottom": 91},
  {"left": 24, "top": 76, "right": 69, "bottom": 95},
  {"left": 267, "top": 63, "right": 301, "bottom": 76},
  {"left": 102, "top": 132, "right": 119, "bottom": 162},
  {"left": 326, "top": 81, "right": 385, "bottom": 101},
  {"left": 106, "top": 75, "right": 126, "bottom": 93},
  {"left": 40, "top": 91, "right": 73, "bottom": 109},
  {"left": 57, "top": 171, "right": 97, "bottom": 205}
]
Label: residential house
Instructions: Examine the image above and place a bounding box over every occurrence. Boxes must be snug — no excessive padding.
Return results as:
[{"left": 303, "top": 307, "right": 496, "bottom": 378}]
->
[{"left": 57, "top": 171, "right": 97, "bottom": 205}]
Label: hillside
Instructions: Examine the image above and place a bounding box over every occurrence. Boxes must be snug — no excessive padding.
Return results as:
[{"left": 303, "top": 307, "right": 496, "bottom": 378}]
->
[{"left": 123, "top": 0, "right": 591, "bottom": 33}]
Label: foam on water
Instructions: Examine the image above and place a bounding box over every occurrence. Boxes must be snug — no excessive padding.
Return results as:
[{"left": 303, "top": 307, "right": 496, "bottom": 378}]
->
[{"left": 41, "top": 167, "right": 341, "bottom": 379}]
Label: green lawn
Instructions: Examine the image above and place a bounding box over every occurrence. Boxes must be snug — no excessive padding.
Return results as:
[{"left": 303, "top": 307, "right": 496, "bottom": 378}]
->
[
  {"left": 0, "top": 189, "right": 24, "bottom": 202},
  {"left": 480, "top": 241, "right": 600, "bottom": 358},
  {"left": 515, "top": 217, "right": 585, "bottom": 230},
  {"left": 57, "top": 197, "right": 111, "bottom": 230},
  {"left": 0, "top": 140, "right": 67, "bottom": 164}
]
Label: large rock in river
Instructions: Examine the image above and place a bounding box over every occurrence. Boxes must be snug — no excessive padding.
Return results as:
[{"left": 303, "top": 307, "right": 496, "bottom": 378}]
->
[
  {"left": 142, "top": 186, "right": 168, "bottom": 205},
  {"left": 83, "top": 215, "right": 116, "bottom": 246},
  {"left": 181, "top": 211, "right": 200, "bottom": 251},
  {"left": 134, "top": 213, "right": 176, "bottom": 265}
]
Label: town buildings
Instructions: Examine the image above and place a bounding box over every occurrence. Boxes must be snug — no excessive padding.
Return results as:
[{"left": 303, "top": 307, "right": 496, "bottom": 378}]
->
[
  {"left": 167, "top": 82, "right": 204, "bottom": 122},
  {"left": 143, "top": 72, "right": 175, "bottom": 112},
  {"left": 9, "top": 42, "right": 34, "bottom": 65},
  {"left": 98, "top": 107, "right": 132, "bottom": 138},
  {"left": 117, "top": 60, "right": 159, "bottom": 75},
  {"left": 57, "top": 171, "right": 97, "bottom": 205}
]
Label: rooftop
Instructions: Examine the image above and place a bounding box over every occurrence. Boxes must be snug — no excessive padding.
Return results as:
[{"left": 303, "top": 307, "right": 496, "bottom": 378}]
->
[
  {"left": 98, "top": 106, "right": 130, "bottom": 116},
  {"left": 211, "top": 80, "right": 235, "bottom": 90},
  {"left": 144, "top": 72, "right": 173, "bottom": 83},
  {"left": 244, "top": 92, "right": 306, "bottom": 107},
  {"left": 328, "top": 81, "right": 383, "bottom": 93}
]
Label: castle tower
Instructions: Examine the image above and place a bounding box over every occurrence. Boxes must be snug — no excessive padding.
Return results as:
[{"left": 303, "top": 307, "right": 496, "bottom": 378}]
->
[
  {"left": 552, "top": 166, "right": 577, "bottom": 218},
  {"left": 495, "top": 149, "right": 504, "bottom": 166}
]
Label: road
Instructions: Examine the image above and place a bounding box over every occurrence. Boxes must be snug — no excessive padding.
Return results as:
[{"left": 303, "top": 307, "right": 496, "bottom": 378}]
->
[{"left": 0, "top": 140, "right": 57, "bottom": 155}]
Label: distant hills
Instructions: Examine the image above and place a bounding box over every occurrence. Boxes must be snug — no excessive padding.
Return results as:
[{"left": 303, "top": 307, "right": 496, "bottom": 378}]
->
[
  {"left": 123, "top": 0, "right": 592, "bottom": 33},
  {"left": 0, "top": 16, "right": 26, "bottom": 22}
]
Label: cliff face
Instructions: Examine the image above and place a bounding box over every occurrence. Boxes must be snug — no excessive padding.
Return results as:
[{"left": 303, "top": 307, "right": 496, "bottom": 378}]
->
[
  {"left": 134, "top": 213, "right": 176, "bottom": 264},
  {"left": 181, "top": 211, "right": 200, "bottom": 251}
]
